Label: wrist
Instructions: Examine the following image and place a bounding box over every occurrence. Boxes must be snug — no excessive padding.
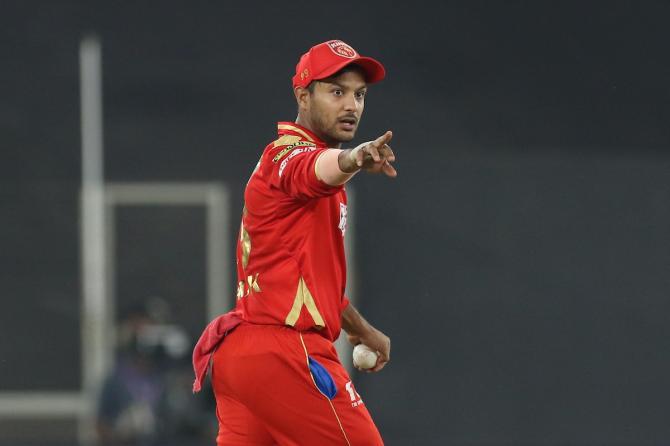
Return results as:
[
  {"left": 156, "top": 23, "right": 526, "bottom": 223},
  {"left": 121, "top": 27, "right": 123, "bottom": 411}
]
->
[
  {"left": 338, "top": 148, "right": 360, "bottom": 174},
  {"left": 347, "top": 324, "right": 375, "bottom": 340},
  {"left": 316, "top": 149, "right": 358, "bottom": 186}
]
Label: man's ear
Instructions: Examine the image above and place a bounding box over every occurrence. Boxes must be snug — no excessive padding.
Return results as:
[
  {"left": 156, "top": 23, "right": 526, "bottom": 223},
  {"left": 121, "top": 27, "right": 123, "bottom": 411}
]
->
[{"left": 294, "top": 86, "right": 311, "bottom": 111}]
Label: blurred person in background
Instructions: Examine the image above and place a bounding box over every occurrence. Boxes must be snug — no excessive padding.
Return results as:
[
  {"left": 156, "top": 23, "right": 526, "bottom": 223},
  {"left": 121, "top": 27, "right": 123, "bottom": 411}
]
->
[{"left": 97, "top": 298, "right": 215, "bottom": 446}]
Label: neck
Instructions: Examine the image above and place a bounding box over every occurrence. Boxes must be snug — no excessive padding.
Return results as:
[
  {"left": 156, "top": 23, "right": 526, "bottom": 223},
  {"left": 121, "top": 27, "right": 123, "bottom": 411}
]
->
[{"left": 295, "top": 114, "right": 342, "bottom": 149}]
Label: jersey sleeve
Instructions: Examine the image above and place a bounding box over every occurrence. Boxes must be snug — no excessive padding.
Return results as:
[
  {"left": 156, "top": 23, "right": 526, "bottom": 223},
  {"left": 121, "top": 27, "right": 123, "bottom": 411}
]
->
[
  {"left": 267, "top": 144, "right": 343, "bottom": 199},
  {"left": 340, "top": 294, "right": 351, "bottom": 311}
]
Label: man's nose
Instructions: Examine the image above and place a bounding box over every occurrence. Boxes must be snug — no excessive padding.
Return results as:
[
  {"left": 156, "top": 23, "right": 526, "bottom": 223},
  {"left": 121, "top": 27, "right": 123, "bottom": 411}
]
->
[{"left": 343, "top": 93, "right": 358, "bottom": 112}]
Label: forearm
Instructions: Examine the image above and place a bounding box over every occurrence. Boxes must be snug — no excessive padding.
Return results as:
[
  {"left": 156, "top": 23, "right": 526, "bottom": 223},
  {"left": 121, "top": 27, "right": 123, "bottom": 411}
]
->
[
  {"left": 341, "top": 302, "right": 373, "bottom": 337},
  {"left": 314, "top": 149, "right": 360, "bottom": 186}
]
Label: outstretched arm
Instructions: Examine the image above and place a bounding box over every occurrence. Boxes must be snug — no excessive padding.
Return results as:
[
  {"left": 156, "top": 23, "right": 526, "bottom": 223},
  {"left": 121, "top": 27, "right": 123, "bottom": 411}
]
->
[
  {"left": 341, "top": 303, "right": 391, "bottom": 372},
  {"left": 315, "top": 131, "right": 397, "bottom": 186}
]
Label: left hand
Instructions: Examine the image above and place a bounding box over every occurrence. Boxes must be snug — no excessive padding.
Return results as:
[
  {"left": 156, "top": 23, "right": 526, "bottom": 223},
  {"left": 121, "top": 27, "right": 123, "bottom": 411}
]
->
[{"left": 348, "top": 326, "right": 391, "bottom": 372}]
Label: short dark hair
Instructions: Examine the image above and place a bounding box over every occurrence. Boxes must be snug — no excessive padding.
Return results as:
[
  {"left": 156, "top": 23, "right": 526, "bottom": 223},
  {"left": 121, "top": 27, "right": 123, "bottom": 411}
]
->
[{"left": 306, "top": 64, "right": 366, "bottom": 93}]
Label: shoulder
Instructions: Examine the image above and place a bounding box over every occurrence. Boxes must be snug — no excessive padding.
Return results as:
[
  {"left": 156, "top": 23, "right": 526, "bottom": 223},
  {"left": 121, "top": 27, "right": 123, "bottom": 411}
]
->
[{"left": 264, "top": 134, "right": 320, "bottom": 165}]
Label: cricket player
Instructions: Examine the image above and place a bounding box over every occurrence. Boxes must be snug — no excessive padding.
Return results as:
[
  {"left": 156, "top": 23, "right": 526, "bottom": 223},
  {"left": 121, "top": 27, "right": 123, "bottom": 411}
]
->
[{"left": 192, "top": 39, "right": 396, "bottom": 445}]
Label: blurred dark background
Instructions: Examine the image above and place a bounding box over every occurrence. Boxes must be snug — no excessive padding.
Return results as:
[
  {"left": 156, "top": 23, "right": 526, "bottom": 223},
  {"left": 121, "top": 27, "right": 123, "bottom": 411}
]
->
[{"left": 2, "top": 1, "right": 670, "bottom": 445}]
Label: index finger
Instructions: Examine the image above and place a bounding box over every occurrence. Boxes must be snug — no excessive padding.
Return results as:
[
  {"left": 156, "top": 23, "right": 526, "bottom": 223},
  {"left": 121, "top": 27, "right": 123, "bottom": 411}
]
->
[{"left": 371, "top": 130, "right": 393, "bottom": 148}]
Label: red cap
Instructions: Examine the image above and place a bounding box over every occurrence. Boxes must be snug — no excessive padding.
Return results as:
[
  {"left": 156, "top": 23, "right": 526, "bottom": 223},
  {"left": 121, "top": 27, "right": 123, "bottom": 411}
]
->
[{"left": 292, "top": 40, "right": 386, "bottom": 88}]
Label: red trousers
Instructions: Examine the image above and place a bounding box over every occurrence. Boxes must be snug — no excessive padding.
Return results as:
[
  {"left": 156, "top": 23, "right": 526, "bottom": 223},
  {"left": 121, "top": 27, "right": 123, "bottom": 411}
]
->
[{"left": 211, "top": 324, "right": 384, "bottom": 445}]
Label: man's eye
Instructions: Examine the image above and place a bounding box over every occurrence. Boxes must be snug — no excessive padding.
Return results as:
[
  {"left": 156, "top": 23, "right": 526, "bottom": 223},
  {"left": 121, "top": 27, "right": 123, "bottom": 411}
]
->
[
  {"left": 355, "top": 91, "right": 366, "bottom": 99},
  {"left": 333, "top": 90, "right": 343, "bottom": 96}
]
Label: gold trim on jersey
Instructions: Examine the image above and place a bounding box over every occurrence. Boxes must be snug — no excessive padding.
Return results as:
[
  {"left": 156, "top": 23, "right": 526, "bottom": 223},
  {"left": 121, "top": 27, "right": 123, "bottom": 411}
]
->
[
  {"left": 272, "top": 134, "right": 302, "bottom": 148},
  {"left": 285, "top": 277, "right": 325, "bottom": 327},
  {"left": 272, "top": 141, "right": 317, "bottom": 163},
  {"left": 277, "top": 124, "right": 315, "bottom": 142},
  {"left": 272, "top": 146, "right": 294, "bottom": 162},
  {"left": 240, "top": 222, "right": 251, "bottom": 269}
]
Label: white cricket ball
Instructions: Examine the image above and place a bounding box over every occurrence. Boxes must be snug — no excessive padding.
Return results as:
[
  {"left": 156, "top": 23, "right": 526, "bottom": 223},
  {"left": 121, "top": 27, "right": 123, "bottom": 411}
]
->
[{"left": 352, "top": 344, "right": 379, "bottom": 370}]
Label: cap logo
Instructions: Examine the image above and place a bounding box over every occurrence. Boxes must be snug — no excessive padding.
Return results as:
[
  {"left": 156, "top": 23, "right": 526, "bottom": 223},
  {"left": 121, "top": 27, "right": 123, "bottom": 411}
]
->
[
  {"left": 300, "top": 68, "right": 309, "bottom": 80},
  {"left": 326, "top": 40, "right": 357, "bottom": 59}
]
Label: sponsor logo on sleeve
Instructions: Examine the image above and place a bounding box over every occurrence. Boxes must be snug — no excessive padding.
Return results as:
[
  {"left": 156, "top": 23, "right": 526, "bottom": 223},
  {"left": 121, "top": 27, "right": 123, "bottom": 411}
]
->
[
  {"left": 272, "top": 141, "right": 316, "bottom": 163},
  {"left": 278, "top": 147, "right": 318, "bottom": 177}
]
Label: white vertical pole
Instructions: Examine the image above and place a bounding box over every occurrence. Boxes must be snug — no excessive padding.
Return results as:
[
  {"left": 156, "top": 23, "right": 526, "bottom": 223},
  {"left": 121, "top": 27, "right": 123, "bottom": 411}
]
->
[
  {"left": 206, "top": 185, "right": 230, "bottom": 320},
  {"left": 79, "top": 34, "right": 106, "bottom": 446}
]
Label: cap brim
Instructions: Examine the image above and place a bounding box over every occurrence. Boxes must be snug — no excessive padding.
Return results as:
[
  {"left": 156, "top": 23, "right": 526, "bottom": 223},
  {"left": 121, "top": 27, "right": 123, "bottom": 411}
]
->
[{"left": 313, "top": 56, "right": 386, "bottom": 84}]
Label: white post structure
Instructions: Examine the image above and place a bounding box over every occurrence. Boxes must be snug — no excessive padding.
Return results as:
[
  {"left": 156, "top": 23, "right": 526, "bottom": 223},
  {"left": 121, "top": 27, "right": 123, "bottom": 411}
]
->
[
  {"left": 79, "top": 34, "right": 107, "bottom": 445},
  {"left": 103, "top": 182, "right": 231, "bottom": 323},
  {"left": 206, "top": 185, "right": 230, "bottom": 320},
  {"left": 0, "top": 36, "right": 236, "bottom": 446}
]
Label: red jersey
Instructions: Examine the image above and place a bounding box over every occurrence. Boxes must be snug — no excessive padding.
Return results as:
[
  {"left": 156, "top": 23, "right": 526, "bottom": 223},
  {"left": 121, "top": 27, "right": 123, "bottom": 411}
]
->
[{"left": 233, "top": 122, "right": 350, "bottom": 341}]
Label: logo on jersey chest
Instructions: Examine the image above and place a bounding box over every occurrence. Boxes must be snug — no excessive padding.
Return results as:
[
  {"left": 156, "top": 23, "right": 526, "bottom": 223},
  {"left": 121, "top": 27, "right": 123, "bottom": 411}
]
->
[{"left": 338, "top": 202, "right": 347, "bottom": 236}]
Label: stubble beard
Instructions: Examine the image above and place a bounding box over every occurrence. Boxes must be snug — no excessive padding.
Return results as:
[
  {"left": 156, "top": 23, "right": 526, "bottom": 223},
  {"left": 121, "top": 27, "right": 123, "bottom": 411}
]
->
[{"left": 311, "top": 108, "right": 356, "bottom": 147}]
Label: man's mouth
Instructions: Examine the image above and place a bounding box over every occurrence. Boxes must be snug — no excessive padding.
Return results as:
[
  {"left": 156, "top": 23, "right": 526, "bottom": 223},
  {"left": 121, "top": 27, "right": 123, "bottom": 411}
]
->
[{"left": 338, "top": 117, "right": 358, "bottom": 131}]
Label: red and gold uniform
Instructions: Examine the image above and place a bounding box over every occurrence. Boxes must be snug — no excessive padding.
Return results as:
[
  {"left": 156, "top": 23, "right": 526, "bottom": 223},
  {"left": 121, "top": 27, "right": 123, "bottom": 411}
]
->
[
  {"left": 234, "top": 122, "right": 350, "bottom": 341},
  {"left": 200, "top": 122, "right": 383, "bottom": 445}
]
